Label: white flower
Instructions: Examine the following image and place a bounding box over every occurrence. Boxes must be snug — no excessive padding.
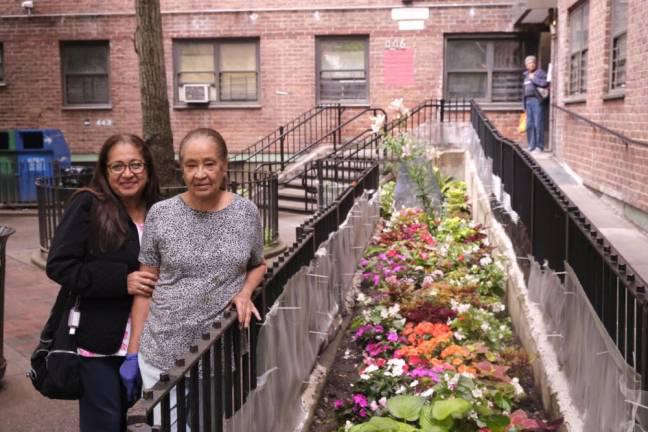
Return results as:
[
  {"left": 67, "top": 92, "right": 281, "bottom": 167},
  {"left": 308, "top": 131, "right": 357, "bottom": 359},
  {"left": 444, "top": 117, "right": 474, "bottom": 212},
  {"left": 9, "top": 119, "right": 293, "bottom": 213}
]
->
[
  {"left": 364, "top": 364, "right": 379, "bottom": 374},
  {"left": 454, "top": 331, "right": 465, "bottom": 341},
  {"left": 395, "top": 385, "right": 407, "bottom": 394},
  {"left": 472, "top": 388, "right": 483, "bottom": 399},
  {"left": 420, "top": 388, "right": 435, "bottom": 398},
  {"left": 388, "top": 304, "right": 401, "bottom": 317},
  {"left": 480, "top": 323, "right": 491, "bottom": 332},
  {"left": 460, "top": 371, "right": 475, "bottom": 379},
  {"left": 379, "top": 397, "right": 387, "bottom": 407},
  {"left": 491, "top": 303, "right": 506, "bottom": 313},
  {"left": 480, "top": 256, "right": 493, "bottom": 266},
  {"left": 447, "top": 374, "right": 460, "bottom": 390},
  {"left": 344, "top": 420, "right": 354, "bottom": 432},
  {"left": 457, "top": 303, "right": 471, "bottom": 314},
  {"left": 385, "top": 358, "right": 407, "bottom": 377},
  {"left": 369, "top": 113, "right": 386, "bottom": 133},
  {"left": 511, "top": 377, "right": 525, "bottom": 396},
  {"left": 389, "top": 98, "right": 404, "bottom": 112},
  {"left": 409, "top": 380, "right": 419, "bottom": 388},
  {"left": 356, "top": 292, "right": 371, "bottom": 305}
]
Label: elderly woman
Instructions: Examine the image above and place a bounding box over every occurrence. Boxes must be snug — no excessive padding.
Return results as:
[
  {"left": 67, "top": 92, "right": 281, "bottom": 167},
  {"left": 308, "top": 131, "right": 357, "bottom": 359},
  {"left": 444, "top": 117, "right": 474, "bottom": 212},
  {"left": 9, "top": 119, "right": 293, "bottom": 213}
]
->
[
  {"left": 46, "top": 134, "right": 160, "bottom": 431},
  {"left": 120, "top": 128, "right": 266, "bottom": 421}
]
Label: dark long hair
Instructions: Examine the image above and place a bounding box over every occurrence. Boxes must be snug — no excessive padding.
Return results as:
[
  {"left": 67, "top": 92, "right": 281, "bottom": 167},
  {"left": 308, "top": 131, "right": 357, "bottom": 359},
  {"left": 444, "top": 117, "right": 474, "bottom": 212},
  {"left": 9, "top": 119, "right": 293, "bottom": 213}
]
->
[{"left": 76, "top": 134, "right": 161, "bottom": 252}]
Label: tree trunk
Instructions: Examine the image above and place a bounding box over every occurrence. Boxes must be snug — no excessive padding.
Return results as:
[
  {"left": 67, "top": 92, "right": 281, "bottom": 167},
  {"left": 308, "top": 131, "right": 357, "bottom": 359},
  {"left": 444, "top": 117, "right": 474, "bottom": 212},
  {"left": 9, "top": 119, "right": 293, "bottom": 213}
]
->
[{"left": 134, "top": 0, "right": 176, "bottom": 186}]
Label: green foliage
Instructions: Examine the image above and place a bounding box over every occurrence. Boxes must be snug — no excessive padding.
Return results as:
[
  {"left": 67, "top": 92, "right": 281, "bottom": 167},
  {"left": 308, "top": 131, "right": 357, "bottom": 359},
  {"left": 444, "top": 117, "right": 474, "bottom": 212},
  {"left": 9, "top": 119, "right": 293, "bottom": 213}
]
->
[
  {"left": 386, "top": 396, "right": 426, "bottom": 422},
  {"left": 381, "top": 181, "right": 396, "bottom": 219},
  {"left": 431, "top": 398, "right": 472, "bottom": 421}
]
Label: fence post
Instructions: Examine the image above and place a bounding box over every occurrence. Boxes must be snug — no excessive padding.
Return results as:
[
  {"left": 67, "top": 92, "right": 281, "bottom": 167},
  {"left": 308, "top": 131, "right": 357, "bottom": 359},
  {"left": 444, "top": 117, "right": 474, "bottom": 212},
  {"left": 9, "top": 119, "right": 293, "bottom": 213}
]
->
[
  {"left": 0, "top": 225, "right": 16, "bottom": 381},
  {"left": 279, "top": 126, "right": 286, "bottom": 171},
  {"left": 439, "top": 99, "right": 445, "bottom": 123},
  {"left": 316, "top": 159, "right": 324, "bottom": 209},
  {"left": 336, "top": 105, "right": 342, "bottom": 152}
]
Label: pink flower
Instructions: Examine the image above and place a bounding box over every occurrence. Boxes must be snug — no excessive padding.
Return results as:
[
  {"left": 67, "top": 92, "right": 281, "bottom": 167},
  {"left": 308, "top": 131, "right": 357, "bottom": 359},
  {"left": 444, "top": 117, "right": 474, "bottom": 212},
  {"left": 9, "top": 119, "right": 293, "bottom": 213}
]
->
[
  {"left": 352, "top": 393, "right": 369, "bottom": 408},
  {"left": 334, "top": 399, "right": 344, "bottom": 409},
  {"left": 387, "top": 331, "right": 399, "bottom": 342}
]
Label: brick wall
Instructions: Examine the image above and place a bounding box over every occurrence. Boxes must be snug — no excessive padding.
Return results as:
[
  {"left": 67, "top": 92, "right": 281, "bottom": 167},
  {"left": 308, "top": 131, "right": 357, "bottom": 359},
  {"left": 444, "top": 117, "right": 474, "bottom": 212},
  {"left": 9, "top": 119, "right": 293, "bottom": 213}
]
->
[
  {"left": 553, "top": 0, "right": 648, "bottom": 213},
  {"left": 485, "top": 111, "right": 522, "bottom": 143},
  {"left": 0, "top": 3, "right": 516, "bottom": 155}
]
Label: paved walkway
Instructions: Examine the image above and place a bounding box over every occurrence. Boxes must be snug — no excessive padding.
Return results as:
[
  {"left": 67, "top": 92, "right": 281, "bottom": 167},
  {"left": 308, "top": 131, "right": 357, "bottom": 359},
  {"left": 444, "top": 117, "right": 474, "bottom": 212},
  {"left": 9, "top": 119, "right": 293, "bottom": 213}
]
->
[
  {"left": 0, "top": 213, "right": 78, "bottom": 432},
  {"left": 0, "top": 210, "right": 306, "bottom": 432},
  {"left": 531, "top": 152, "right": 648, "bottom": 284}
]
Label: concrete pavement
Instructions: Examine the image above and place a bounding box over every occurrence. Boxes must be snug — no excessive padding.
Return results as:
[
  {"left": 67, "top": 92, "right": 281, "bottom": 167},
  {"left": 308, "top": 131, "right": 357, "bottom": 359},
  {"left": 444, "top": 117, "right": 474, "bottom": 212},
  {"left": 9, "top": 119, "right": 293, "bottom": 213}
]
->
[{"left": 0, "top": 213, "right": 78, "bottom": 432}]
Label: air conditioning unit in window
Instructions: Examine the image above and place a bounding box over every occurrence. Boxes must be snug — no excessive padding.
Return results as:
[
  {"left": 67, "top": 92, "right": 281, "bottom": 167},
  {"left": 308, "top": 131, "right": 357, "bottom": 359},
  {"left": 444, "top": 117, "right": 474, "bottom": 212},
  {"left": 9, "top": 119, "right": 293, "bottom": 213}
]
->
[{"left": 180, "top": 84, "right": 211, "bottom": 103}]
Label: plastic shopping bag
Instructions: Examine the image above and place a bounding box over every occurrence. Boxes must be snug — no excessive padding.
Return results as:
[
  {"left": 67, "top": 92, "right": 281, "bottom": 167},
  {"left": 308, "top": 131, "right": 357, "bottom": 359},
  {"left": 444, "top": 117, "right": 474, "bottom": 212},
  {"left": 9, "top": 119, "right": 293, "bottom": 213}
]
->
[{"left": 518, "top": 112, "right": 527, "bottom": 134}]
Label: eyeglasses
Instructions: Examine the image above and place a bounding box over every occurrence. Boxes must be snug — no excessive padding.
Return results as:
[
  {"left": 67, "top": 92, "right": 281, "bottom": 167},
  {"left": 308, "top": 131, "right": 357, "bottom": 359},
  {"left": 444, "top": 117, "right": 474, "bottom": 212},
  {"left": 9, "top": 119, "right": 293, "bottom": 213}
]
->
[{"left": 107, "top": 161, "right": 147, "bottom": 174}]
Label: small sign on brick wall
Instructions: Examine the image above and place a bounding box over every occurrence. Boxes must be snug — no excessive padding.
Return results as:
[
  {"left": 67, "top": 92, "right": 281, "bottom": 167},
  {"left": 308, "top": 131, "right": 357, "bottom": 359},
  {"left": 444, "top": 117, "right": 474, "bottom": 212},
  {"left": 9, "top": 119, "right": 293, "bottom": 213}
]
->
[{"left": 384, "top": 48, "right": 415, "bottom": 86}]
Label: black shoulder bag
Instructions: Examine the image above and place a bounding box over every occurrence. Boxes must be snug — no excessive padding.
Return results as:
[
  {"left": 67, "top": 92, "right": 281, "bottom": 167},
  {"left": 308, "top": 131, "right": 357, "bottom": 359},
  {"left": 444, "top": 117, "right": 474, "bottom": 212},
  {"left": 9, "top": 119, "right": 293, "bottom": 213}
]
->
[{"left": 27, "top": 287, "right": 83, "bottom": 400}]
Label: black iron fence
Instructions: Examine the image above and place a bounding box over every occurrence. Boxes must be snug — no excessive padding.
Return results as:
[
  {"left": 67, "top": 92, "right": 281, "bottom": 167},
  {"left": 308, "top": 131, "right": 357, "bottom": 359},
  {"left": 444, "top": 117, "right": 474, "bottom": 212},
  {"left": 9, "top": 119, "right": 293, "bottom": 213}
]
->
[
  {"left": 230, "top": 104, "right": 342, "bottom": 171},
  {"left": 35, "top": 169, "right": 279, "bottom": 253},
  {"left": 292, "top": 99, "right": 471, "bottom": 212},
  {"left": 126, "top": 162, "right": 380, "bottom": 432},
  {"left": 471, "top": 101, "right": 648, "bottom": 388}
]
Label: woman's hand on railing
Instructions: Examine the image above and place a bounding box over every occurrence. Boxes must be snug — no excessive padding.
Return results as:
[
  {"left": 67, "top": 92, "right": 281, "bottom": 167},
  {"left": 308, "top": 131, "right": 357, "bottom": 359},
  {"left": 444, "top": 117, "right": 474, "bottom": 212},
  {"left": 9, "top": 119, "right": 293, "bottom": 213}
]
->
[{"left": 231, "top": 293, "right": 261, "bottom": 329}]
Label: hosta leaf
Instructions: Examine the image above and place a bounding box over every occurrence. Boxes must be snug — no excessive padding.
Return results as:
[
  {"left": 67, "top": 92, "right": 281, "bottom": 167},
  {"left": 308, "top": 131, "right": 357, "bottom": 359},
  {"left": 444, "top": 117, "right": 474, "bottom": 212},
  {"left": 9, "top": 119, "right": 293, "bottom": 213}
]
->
[
  {"left": 431, "top": 398, "right": 472, "bottom": 421},
  {"left": 387, "top": 395, "right": 426, "bottom": 421},
  {"left": 367, "top": 416, "right": 417, "bottom": 432},
  {"left": 420, "top": 405, "right": 453, "bottom": 432}
]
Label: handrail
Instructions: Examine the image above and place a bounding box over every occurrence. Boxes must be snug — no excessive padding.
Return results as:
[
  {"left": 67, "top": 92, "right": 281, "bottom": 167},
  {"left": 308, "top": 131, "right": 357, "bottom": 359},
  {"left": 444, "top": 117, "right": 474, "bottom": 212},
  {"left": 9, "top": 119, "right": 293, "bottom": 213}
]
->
[
  {"left": 256, "top": 108, "right": 384, "bottom": 177},
  {"left": 551, "top": 103, "right": 648, "bottom": 148},
  {"left": 232, "top": 103, "right": 341, "bottom": 164}
]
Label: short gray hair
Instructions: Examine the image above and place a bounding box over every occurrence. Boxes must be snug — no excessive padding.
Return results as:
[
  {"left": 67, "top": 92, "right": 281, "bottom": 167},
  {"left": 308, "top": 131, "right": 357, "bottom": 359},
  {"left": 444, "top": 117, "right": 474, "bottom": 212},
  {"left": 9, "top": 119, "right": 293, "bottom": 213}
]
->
[{"left": 525, "top": 55, "right": 537, "bottom": 64}]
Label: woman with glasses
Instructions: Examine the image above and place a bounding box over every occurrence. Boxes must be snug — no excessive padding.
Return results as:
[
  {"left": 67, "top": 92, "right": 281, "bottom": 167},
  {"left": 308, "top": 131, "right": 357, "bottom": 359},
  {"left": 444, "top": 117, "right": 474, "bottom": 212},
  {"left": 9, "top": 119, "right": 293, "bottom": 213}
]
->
[
  {"left": 120, "top": 128, "right": 266, "bottom": 429},
  {"left": 46, "top": 134, "right": 160, "bottom": 431}
]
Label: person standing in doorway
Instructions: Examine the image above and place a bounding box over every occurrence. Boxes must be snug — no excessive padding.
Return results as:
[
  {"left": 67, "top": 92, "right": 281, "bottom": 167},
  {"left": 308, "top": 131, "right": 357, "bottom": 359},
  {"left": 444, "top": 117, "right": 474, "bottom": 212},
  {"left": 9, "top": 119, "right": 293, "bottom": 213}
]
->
[{"left": 523, "top": 55, "right": 549, "bottom": 152}]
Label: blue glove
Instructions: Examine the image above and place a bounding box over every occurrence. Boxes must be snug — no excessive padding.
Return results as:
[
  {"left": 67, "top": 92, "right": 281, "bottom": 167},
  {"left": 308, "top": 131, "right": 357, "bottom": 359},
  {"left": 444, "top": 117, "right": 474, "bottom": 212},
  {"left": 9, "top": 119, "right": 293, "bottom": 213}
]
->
[{"left": 119, "top": 353, "right": 141, "bottom": 403}]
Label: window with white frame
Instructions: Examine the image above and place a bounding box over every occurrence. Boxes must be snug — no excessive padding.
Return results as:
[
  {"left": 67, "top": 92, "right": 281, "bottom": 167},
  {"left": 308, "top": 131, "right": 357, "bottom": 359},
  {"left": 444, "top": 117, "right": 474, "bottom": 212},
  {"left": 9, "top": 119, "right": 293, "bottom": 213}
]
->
[
  {"left": 61, "top": 41, "right": 110, "bottom": 106},
  {"left": 174, "top": 39, "right": 259, "bottom": 104},
  {"left": 568, "top": 2, "right": 589, "bottom": 96},
  {"left": 445, "top": 38, "right": 525, "bottom": 103},
  {"left": 610, "top": 0, "right": 628, "bottom": 91},
  {"left": 316, "top": 37, "right": 369, "bottom": 104}
]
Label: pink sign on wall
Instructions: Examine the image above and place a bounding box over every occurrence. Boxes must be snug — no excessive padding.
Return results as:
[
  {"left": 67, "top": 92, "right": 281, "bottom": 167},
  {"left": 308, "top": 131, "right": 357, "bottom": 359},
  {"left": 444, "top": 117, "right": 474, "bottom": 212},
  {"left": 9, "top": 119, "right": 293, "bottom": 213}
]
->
[{"left": 384, "top": 49, "right": 415, "bottom": 86}]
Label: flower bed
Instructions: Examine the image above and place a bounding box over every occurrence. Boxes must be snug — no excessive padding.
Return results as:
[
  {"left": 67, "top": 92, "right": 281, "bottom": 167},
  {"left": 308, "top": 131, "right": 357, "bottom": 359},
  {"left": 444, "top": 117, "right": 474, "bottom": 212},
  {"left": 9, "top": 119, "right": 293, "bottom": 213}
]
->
[{"left": 310, "top": 178, "right": 563, "bottom": 432}]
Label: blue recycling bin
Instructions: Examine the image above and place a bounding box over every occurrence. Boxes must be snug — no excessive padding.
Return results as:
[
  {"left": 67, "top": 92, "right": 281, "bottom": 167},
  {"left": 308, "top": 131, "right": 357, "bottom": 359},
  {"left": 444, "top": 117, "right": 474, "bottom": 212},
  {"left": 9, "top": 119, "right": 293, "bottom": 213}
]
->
[{"left": 13, "top": 129, "right": 71, "bottom": 202}]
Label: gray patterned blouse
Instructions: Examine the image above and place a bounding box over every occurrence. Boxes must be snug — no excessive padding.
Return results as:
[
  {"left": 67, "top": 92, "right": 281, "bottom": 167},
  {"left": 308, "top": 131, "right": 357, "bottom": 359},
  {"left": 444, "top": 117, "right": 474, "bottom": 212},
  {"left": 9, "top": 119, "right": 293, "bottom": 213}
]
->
[{"left": 138, "top": 194, "right": 264, "bottom": 370}]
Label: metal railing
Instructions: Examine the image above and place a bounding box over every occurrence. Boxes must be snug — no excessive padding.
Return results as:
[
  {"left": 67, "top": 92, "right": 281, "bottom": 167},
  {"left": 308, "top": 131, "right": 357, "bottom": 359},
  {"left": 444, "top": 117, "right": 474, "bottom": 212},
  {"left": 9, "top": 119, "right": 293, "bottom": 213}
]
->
[
  {"left": 35, "top": 169, "right": 279, "bottom": 253},
  {"left": 230, "top": 104, "right": 342, "bottom": 171},
  {"left": 471, "top": 101, "right": 648, "bottom": 388},
  {"left": 292, "top": 99, "right": 471, "bottom": 212},
  {"left": 551, "top": 103, "right": 648, "bottom": 148},
  {"left": 126, "top": 162, "right": 380, "bottom": 431}
]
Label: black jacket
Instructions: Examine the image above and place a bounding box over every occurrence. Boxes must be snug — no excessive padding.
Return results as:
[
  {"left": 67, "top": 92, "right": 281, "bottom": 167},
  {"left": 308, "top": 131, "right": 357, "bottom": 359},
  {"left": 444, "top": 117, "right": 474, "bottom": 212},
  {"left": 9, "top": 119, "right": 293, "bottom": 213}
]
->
[{"left": 46, "top": 191, "right": 139, "bottom": 354}]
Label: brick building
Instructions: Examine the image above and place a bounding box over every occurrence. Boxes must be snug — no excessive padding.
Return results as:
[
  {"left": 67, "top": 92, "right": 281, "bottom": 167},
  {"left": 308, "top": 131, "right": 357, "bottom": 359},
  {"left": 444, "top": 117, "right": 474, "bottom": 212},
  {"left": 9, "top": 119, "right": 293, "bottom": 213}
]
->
[
  {"left": 0, "top": 1, "right": 532, "bottom": 157},
  {"left": 547, "top": 0, "right": 648, "bottom": 228},
  {"left": 2, "top": 1, "right": 645, "bottom": 224}
]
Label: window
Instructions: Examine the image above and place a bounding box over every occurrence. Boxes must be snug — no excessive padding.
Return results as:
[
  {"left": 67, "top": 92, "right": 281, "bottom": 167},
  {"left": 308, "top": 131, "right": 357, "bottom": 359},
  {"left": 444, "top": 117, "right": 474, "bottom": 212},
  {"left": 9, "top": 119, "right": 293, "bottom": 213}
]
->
[
  {"left": 568, "top": 2, "right": 589, "bottom": 96},
  {"left": 445, "top": 38, "right": 524, "bottom": 103},
  {"left": 60, "top": 41, "right": 110, "bottom": 106},
  {"left": 610, "top": 0, "right": 628, "bottom": 90},
  {"left": 0, "top": 43, "right": 4, "bottom": 84},
  {"left": 317, "top": 37, "right": 369, "bottom": 104},
  {"left": 174, "top": 39, "right": 259, "bottom": 104}
]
